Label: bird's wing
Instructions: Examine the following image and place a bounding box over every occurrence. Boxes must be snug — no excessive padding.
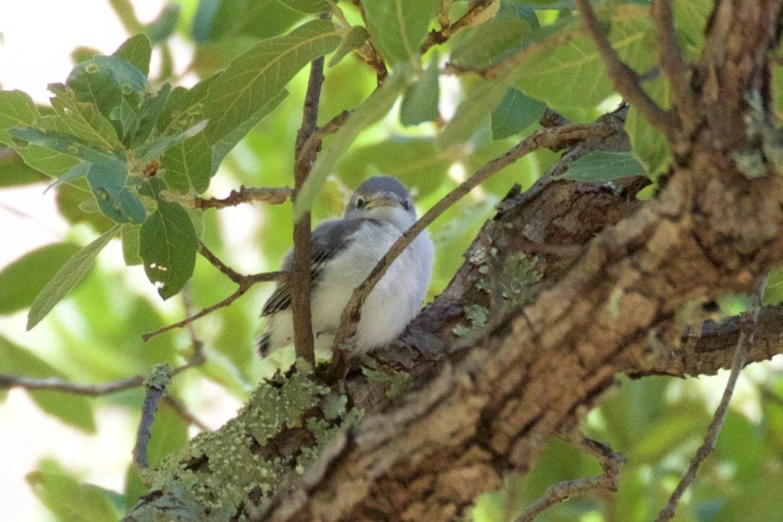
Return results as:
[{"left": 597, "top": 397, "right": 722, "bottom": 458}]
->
[{"left": 260, "top": 218, "right": 372, "bottom": 316}]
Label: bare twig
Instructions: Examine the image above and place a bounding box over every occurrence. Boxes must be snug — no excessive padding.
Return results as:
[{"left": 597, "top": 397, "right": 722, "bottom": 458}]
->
[
  {"left": 162, "top": 395, "right": 210, "bottom": 431},
  {"left": 515, "top": 434, "right": 625, "bottom": 522},
  {"left": 654, "top": 276, "right": 768, "bottom": 522},
  {"left": 133, "top": 365, "right": 172, "bottom": 474},
  {"left": 651, "top": 0, "right": 696, "bottom": 129},
  {"left": 574, "top": 0, "right": 675, "bottom": 132},
  {"left": 421, "top": 0, "right": 493, "bottom": 53},
  {"left": 333, "top": 120, "right": 617, "bottom": 346},
  {"left": 290, "top": 57, "right": 326, "bottom": 366},
  {"left": 185, "top": 186, "right": 292, "bottom": 210},
  {"left": 0, "top": 374, "right": 144, "bottom": 395},
  {"left": 141, "top": 245, "right": 287, "bottom": 341}
]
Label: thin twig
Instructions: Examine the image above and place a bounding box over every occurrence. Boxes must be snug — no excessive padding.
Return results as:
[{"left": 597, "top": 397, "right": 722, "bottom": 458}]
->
[
  {"left": 0, "top": 374, "right": 144, "bottom": 395},
  {"left": 421, "top": 0, "right": 493, "bottom": 53},
  {"left": 515, "top": 434, "right": 625, "bottom": 522},
  {"left": 290, "top": 57, "right": 326, "bottom": 365},
  {"left": 133, "top": 365, "right": 172, "bottom": 474},
  {"left": 574, "top": 0, "right": 675, "bottom": 132},
  {"left": 651, "top": 0, "right": 696, "bottom": 129},
  {"left": 162, "top": 395, "right": 210, "bottom": 431},
  {"left": 333, "top": 120, "right": 617, "bottom": 346},
  {"left": 184, "top": 186, "right": 292, "bottom": 210},
  {"left": 352, "top": 1, "right": 388, "bottom": 83},
  {"left": 654, "top": 276, "right": 768, "bottom": 522},
  {"left": 198, "top": 243, "right": 247, "bottom": 284}
]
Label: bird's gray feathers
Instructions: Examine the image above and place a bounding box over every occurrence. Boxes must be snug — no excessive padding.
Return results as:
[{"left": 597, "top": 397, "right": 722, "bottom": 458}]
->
[
  {"left": 260, "top": 218, "right": 373, "bottom": 317},
  {"left": 353, "top": 175, "right": 410, "bottom": 199}
]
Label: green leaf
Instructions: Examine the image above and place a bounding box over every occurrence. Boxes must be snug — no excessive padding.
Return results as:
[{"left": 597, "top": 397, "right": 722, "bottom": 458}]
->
[
  {"left": 27, "top": 226, "right": 119, "bottom": 330},
  {"left": 86, "top": 161, "right": 147, "bottom": 224},
  {"left": 294, "top": 66, "right": 412, "bottom": 219},
  {"left": 514, "top": 5, "right": 656, "bottom": 120},
  {"left": 763, "top": 265, "right": 783, "bottom": 305},
  {"left": 438, "top": 74, "right": 512, "bottom": 149},
  {"left": 203, "top": 20, "right": 341, "bottom": 144},
  {"left": 122, "top": 224, "right": 143, "bottom": 265},
  {"left": 108, "top": 0, "right": 144, "bottom": 33},
  {"left": 0, "top": 336, "right": 97, "bottom": 431},
  {"left": 627, "top": 76, "right": 672, "bottom": 179},
  {"left": 44, "top": 162, "right": 90, "bottom": 194},
  {"left": 192, "top": 0, "right": 221, "bottom": 43},
  {"left": 9, "top": 127, "right": 124, "bottom": 165},
  {"left": 362, "top": 0, "right": 440, "bottom": 66},
  {"left": 144, "top": 4, "right": 180, "bottom": 44},
  {"left": 400, "top": 52, "right": 440, "bottom": 126},
  {"left": 0, "top": 243, "right": 82, "bottom": 315},
  {"left": 0, "top": 147, "right": 48, "bottom": 186},
  {"left": 112, "top": 34, "right": 152, "bottom": 76},
  {"left": 0, "top": 90, "right": 38, "bottom": 144},
  {"left": 48, "top": 84, "right": 121, "bottom": 151},
  {"left": 559, "top": 151, "right": 645, "bottom": 182},
  {"left": 27, "top": 460, "right": 117, "bottom": 522},
  {"left": 67, "top": 55, "right": 149, "bottom": 137},
  {"left": 140, "top": 200, "right": 198, "bottom": 299},
  {"left": 131, "top": 83, "right": 171, "bottom": 148},
  {"left": 450, "top": 3, "right": 538, "bottom": 68},
  {"left": 329, "top": 26, "right": 369, "bottom": 67},
  {"left": 673, "top": 0, "right": 711, "bottom": 55},
  {"left": 137, "top": 119, "right": 207, "bottom": 163},
  {"left": 276, "top": 0, "right": 329, "bottom": 13},
  {"left": 162, "top": 133, "right": 212, "bottom": 194},
  {"left": 491, "top": 88, "right": 546, "bottom": 140}
]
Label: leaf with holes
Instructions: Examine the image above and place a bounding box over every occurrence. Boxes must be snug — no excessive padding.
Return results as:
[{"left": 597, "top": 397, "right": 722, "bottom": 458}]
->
[{"left": 139, "top": 200, "right": 198, "bottom": 299}]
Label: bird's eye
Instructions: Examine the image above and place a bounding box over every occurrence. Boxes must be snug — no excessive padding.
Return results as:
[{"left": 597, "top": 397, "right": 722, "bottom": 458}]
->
[
  {"left": 402, "top": 200, "right": 411, "bottom": 211},
  {"left": 355, "top": 197, "right": 365, "bottom": 209}
]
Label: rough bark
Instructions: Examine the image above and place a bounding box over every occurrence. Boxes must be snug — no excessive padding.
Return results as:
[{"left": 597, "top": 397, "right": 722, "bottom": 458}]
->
[{"left": 125, "top": 1, "right": 783, "bottom": 520}]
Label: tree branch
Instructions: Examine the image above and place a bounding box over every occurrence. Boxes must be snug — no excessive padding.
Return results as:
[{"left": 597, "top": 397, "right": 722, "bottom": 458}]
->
[
  {"left": 574, "top": 0, "right": 675, "bottom": 132},
  {"left": 333, "top": 117, "right": 622, "bottom": 347},
  {"left": 185, "top": 186, "right": 293, "bottom": 210},
  {"left": 653, "top": 276, "right": 767, "bottom": 522},
  {"left": 290, "top": 57, "right": 326, "bottom": 366}
]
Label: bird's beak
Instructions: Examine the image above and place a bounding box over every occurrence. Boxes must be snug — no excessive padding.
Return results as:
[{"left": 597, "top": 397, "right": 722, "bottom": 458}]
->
[{"left": 364, "top": 194, "right": 396, "bottom": 209}]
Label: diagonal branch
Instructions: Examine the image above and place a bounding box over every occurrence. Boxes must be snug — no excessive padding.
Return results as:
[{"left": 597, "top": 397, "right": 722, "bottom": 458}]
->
[
  {"left": 651, "top": 0, "right": 697, "bottom": 129},
  {"left": 574, "top": 0, "right": 675, "bottom": 132},
  {"left": 186, "top": 186, "right": 293, "bottom": 210},
  {"left": 333, "top": 118, "right": 621, "bottom": 347},
  {"left": 653, "top": 276, "right": 767, "bottom": 522}
]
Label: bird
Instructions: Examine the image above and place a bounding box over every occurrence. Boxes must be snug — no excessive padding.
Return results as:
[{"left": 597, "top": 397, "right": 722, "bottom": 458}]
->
[{"left": 258, "top": 175, "right": 434, "bottom": 359}]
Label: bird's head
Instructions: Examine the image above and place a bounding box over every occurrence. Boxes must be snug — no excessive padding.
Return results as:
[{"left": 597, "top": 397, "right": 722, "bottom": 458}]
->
[{"left": 343, "top": 176, "right": 417, "bottom": 229}]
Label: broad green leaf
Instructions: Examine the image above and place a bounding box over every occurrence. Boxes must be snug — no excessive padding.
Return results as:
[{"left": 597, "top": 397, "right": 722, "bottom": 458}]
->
[
  {"left": 27, "top": 225, "right": 119, "bottom": 330},
  {"left": 450, "top": 3, "right": 538, "bottom": 68},
  {"left": 514, "top": 5, "right": 656, "bottom": 120},
  {"left": 362, "top": 0, "right": 440, "bottom": 66},
  {"left": 438, "top": 73, "right": 512, "bottom": 149},
  {"left": 277, "top": 0, "right": 329, "bottom": 13},
  {"left": 140, "top": 200, "right": 198, "bottom": 299},
  {"left": 110, "top": 97, "right": 140, "bottom": 146},
  {"left": 0, "top": 90, "right": 38, "bottom": 144},
  {"left": 0, "top": 148, "right": 48, "bottom": 186},
  {"left": 0, "top": 336, "right": 96, "bottom": 431},
  {"left": 673, "top": 0, "right": 711, "bottom": 55},
  {"left": 163, "top": 134, "right": 212, "bottom": 194},
  {"left": 144, "top": 4, "right": 180, "bottom": 44},
  {"left": 294, "top": 66, "right": 412, "bottom": 219},
  {"left": 0, "top": 243, "right": 82, "bottom": 315},
  {"left": 86, "top": 161, "right": 147, "bottom": 224},
  {"left": 71, "top": 47, "right": 100, "bottom": 64},
  {"left": 9, "top": 127, "right": 124, "bottom": 165},
  {"left": 27, "top": 460, "right": 117, "bottom": 522},
  {"left": 203, "top": 20, "right": 341, "bottom": 144},
  {"left": 559, "top": 151, "right": 645, "bottom": 182},
  {"left": 329, "top": 26, "right": 369, "bottom": 67},
  {"left": 112, "top": 34, "right": 152, "bottom": 76},
  {"left": 67, "top": 55, "right": 149, "bottom": 137},
  {"left": 48, "top": 84, "right": 121, "bottom": 151},
  {"left": 122, "top": 224, "right": 143, "bottom": 265},
  {"left": 56, "top": 182, "right": 115, "bottom": 233},
  {"left": 491, "top": 88, "right": 546, "bottom": 140},
  {"left": 18, "top": 145, "right": 80, "bottom": 178},
  {"left": 627, "top": 76, "right": 672, "bottom": 179},
  {"left": 763, "top": 266, "right": 783, "bottom": 305},
  {"left": 400, "top": 52, "right": 440, "bottom": 126},
  {"left": 44, "top": 162, "right": 90, "bottom": 194}
]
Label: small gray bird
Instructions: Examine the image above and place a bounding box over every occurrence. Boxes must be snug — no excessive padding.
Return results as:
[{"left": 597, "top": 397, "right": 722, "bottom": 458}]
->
[{"left": 258, "top": 176, "right": 435, "bottom": 358}]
